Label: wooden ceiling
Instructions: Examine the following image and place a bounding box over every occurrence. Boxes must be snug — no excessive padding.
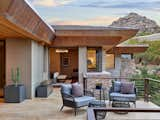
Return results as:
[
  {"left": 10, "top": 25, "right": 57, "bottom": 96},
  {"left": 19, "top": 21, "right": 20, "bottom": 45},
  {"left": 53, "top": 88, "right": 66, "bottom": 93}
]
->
[
  {"left": 0, "top": 21, "right": 26, "bottom": 39},
  {"left": 51, "top": 26, "right": 138, "bottom": 48},
  {"left": 52, "top": 36, "right": 121, "bottom": 47},
  {"left": 107, "top": 45, "right": 149, "bottom": 54},
  {"left": 0, "top": 0, "right": 55, "bottom": 44}
]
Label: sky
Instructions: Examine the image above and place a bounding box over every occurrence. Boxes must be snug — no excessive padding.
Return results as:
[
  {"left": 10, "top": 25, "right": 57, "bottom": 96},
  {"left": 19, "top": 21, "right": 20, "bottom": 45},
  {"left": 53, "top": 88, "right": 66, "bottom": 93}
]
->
[{"left": 28, "top": 0, "right": 160, "bottom": 26}]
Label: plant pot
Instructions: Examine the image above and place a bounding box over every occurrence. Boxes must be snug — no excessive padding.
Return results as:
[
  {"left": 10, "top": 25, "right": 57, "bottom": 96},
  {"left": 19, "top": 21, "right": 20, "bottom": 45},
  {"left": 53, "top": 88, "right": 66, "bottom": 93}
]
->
[
  {"left": 96, "top": 85, "right": 102, "bottom": 89},
  {"left": 4, "top": 84, "right": 26, "bottom": 103},
  {"left": 95, "top": 83, "right": 102, "bottom": 89}
]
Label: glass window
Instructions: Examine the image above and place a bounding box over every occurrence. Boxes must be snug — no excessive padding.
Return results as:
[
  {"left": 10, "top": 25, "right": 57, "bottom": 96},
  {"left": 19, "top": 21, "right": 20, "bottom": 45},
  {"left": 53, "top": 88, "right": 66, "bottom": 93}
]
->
[
  {"left": 87, "top": 48, "right": 102, "bottom": 72},
  {"left": 106, "top": 54, "right": 115, "bottom": 69},
  {"left": 121, "top": 54, "right": 132, "bottom": 60},
  {"left": 87, "top": 49, "right": 96, "bottom": 71}
]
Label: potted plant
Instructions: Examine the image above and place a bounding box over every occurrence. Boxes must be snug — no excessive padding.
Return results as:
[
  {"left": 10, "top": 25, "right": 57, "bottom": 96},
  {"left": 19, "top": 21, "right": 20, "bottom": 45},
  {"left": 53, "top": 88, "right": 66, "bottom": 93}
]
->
[
  {"left": 4, "top": 67, "right": 26, "bottom": 103},
  {"left": 95, "top": 82, "right": 102, "bottom": 89}
]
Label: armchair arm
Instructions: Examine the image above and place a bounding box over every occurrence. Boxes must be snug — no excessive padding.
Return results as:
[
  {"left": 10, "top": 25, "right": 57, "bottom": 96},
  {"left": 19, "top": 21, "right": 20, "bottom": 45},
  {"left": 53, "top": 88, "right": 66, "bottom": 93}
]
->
[
  {"left": 108, "top": 87, "right": 114, "bottom": 101},
  {"left": 134, "top": 87, "right": 137, "bottom": 95},
  {"left": 62, "top": 92, "right": 75, "bottom": 102}
]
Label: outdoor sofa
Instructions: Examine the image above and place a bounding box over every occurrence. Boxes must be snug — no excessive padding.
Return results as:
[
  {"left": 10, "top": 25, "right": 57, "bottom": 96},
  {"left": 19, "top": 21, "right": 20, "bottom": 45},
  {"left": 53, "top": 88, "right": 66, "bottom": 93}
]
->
[{"left": 109, "top": 81, "right": 137, "bottom": 107}]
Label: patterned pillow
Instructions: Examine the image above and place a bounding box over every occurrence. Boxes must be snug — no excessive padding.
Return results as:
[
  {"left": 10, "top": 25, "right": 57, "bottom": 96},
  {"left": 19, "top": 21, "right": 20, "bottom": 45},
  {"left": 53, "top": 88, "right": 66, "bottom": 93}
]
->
[
  {"left": 120, "top": 82, "right": 135, "bottom": 94},
  {"left": 114, "top": 81, "right": 121, "bottom": 92},
  {"left": 72, "top": 83, "right": 83, "bottom": 97}
]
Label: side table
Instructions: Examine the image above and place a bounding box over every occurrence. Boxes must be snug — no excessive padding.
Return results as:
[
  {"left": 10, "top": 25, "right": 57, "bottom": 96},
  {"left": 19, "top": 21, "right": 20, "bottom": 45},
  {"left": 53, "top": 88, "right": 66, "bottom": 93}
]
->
[{"left": 92, "top": 87, "right": 107, "bottom": 102}]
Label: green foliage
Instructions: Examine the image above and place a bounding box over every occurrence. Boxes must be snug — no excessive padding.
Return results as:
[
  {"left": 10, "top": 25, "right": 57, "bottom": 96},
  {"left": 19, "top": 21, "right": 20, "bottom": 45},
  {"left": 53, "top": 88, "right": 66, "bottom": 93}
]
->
[
  {"left": 16, "top": 67, "right": 20, "bottom": 84},
  {"left": 11, "top": 67, "right": 21, "bottom": 86},
  {"left": 131, "top": 66, "right": 160, "bottom": 106},
  {"left": 11, "top": 68, "right": 15, "bottom": 84},
  {"left": 127, "top": 39, "right": 160, "bottom": 65},
  {"left": 132, "top": 66, "right": 160, "bottom": 79},
  {"left": 137, "top": 32, "right": 152, "bottom": 36}
]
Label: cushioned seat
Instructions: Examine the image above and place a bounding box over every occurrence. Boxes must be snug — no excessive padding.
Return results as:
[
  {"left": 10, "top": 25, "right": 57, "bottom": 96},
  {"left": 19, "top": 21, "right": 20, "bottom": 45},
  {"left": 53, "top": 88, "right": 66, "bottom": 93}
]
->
[
  {"left": 75, "top": 96, "right": 95, "bottom": 107},
  {"left": 110, "top": 92, "right": 136, "bottom": 102},
  {"left": 109, "top": 81, "right": 137, "bottom": 107}
]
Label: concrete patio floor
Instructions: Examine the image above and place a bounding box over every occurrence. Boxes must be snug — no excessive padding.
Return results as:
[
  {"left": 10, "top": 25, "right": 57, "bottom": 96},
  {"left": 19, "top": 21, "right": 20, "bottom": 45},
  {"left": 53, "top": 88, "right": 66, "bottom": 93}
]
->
[{"left": 0, "top": 88, "right": 159, "bottom": 120}]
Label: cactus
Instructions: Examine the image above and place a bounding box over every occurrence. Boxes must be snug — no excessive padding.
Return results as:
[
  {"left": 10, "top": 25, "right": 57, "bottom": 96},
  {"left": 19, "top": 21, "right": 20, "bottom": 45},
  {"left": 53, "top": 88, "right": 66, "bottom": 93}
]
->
[
  {"left": 11, "top": 68, "right": 15, "bottom": 84},
  {"left": 11, "top": 67, "right": 20, "bottom": 86},
  {"left": 16, "top": 67, "right": 20, "bottom": 86}
]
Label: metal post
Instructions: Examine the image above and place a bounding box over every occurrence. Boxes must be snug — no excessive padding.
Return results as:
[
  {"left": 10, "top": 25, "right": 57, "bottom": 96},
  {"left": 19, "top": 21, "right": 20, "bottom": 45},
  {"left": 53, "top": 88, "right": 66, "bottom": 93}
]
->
[{"left": 144, "top": 78, "right": 149, "bottom": 102}]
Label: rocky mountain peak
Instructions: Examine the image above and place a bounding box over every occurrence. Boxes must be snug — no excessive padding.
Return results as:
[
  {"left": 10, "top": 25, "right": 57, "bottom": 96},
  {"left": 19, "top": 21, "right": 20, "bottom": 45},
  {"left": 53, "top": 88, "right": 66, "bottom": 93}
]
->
[{"left": 110, "top": 12, "right": 160, "bottom": 35}]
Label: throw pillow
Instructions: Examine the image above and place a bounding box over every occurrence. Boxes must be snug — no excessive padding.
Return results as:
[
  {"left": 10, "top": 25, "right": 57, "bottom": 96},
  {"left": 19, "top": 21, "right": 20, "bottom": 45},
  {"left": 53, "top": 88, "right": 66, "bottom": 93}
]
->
[
  {"left": 114, "top": 81, "right": 121, "bottom": 92},
  {"left": 72, "top": 82, "right": 83, "bottom": 97},
  {"left": 120, "top": 82, "right": 135, "bottom": 94},
  {"left": 61, "top": 84, "right": 72, "bottom": 95}
]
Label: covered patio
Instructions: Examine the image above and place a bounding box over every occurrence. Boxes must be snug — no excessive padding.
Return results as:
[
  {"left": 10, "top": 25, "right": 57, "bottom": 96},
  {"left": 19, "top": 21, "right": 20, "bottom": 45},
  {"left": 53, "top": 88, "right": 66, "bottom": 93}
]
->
[
  {"left": 0, "top": 1, "right": 159, "bottom": 120},
  {"left": 0, "top": 88, "right": 159, "bottom": 120}
]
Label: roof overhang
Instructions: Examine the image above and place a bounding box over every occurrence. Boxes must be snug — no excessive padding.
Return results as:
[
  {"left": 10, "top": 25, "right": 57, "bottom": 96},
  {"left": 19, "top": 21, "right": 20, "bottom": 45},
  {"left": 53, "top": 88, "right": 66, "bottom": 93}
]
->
[
  {"left": 51, "top": 25, "right": 138, "bottom": 50},
  {"left": 0, "top": 0, "right": 55, "bottom": 44},
  {"left": 107, "top": 45, "right": 149, "bottom": 54}
]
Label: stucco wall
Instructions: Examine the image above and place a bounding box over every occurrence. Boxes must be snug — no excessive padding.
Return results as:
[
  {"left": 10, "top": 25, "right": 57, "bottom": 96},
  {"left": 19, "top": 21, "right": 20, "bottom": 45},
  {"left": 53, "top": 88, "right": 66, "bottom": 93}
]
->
[
  {"left": 102, "top": 48, "right": 106, "bottom": 71},
  {"left": 6, "top": 39, "right": 32, "bottom": 98},
  {"left": 107, "top": 54, "right": 121, "bottom": 77},
  {"left": 31, "top": 41, "right": 47, "bottom": 98},
  {"left": 78, "top": 47, "right": 87, "bottom": 85},
  {"left": 6, "top": 39, "right": 48, "bottom": 98}
]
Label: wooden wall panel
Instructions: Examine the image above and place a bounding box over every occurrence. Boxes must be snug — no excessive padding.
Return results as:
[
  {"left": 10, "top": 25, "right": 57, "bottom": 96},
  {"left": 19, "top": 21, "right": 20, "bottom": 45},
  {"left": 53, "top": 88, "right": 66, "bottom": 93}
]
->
[
  {"left": 49, "top": 48, "right": 61, "bottom": 73},
  {"left": 60, "top": 49, "right": 78, "bottom": 78}
]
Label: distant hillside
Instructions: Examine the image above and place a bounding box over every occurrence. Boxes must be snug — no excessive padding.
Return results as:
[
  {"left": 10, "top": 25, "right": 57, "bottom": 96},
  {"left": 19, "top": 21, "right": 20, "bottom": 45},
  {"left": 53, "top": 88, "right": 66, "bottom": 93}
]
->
[
  {"left": 110, "top": 13, "right": 160, "bottom": 36},
  {"left": 134, "top": 33, "right": 160, "bottom": 42}
]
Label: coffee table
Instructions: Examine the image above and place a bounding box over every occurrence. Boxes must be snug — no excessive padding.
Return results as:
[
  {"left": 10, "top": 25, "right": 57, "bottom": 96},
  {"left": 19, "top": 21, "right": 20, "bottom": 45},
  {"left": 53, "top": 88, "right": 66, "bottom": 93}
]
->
[{"left": 88, "top": 100, "right": 106, "bottom": 120}]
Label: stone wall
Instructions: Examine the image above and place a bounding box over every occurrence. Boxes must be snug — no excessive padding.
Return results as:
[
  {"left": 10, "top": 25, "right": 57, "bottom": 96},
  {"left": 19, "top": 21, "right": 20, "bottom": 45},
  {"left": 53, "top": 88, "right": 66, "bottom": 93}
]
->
[
  {"left": 84, "top": 72, "right": 112, "bottom": 100},
  {"left": 78, "top": 47, "right": 87, "bottom": 85},
  {"left": 120, "top": 59, "right": 136, "bottom": 77}
]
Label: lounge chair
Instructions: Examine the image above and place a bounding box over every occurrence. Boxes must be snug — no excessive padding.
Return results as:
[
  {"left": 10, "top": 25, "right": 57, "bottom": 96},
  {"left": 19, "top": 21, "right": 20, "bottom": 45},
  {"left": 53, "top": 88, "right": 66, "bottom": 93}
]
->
[
  {"left": 60, "top": 84, "right": 95, "bottom": 115},
  {"left": 109, "top": 81, "right": 137, "bottom": 107}
]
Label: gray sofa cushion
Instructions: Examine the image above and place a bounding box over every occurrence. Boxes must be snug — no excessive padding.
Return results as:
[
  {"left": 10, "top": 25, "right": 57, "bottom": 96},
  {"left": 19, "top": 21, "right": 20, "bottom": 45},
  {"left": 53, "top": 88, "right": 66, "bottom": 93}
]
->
[
  {"left": 75, "top": 96, "right": 95, "bottom": 107},
  {"left": 110, "top": 92, "right": 136, "bottom": 102},
  {"left": 61, "top": 84, "right": 72, "bottom": 95},
  {"left": 113, "top": 81, "right": 121, "bottom": 92},
  {"left": 121, "top": 82, "right": 135, "bottom": 94}
]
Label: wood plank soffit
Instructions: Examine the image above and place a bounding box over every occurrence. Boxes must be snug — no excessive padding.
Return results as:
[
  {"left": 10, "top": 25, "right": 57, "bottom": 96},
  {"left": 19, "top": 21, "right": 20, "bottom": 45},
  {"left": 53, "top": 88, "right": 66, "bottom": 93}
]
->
[{"left": 0, "top": 0, "right": 55, "bottom": 44}]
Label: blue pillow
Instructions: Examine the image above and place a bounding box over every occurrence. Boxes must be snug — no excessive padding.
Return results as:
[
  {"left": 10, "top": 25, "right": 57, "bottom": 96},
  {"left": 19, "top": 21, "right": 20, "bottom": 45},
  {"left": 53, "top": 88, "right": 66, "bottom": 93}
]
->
[
  {"left": 114, "top": 81, "right": 121, "bottom": 92},
  {"left": 61, "top": 84, "right": 72, "bottom": 95}
]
